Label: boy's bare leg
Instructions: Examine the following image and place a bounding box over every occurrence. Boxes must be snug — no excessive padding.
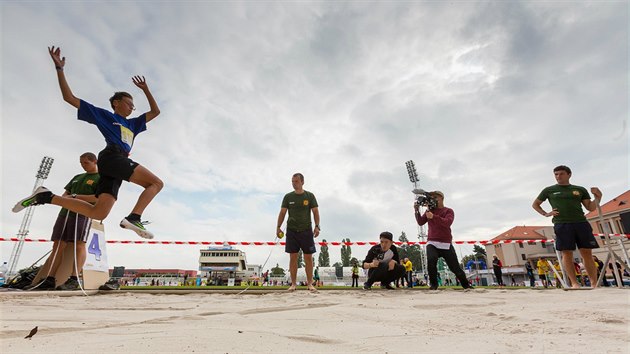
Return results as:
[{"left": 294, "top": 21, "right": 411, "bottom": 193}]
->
[
  {"left": 288, "top": 253, "right": 298, "bottom": 291},
  {"left": 128, "top": 165, "right": 163, "bottom": 216},
  {"left": 71, "top": 241, "right": 87, "bottom": 277},
  {"left": 561, "top": 250, "right": 580, "bottom": 288},
  {"left": 578, "top": 248, "right": 598, "bottom": 288},
  {"left": 51, "top": 195, "right": 116, "bottom": 220}
]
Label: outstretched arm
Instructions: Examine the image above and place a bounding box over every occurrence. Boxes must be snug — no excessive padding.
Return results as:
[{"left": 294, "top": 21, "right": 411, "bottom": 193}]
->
[
  {"left": 49, "top": 46, "right": 80, "bottom": 109},
  {"left": 132, "top": 76, "right": 160, "bottom": 123}
]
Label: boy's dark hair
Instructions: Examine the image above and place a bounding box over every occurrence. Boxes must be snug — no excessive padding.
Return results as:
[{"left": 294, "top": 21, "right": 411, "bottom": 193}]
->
[
  {"left": 553, "top": 165, "right": 572, "bottom": 175},
  {"left": 80, "top": 152, "right": 97, "bottom": 162},
  {"left": 293, "top": 173, "right": 304, "bottom": 183},
  {"left": 109, "top": 92, "right": 133, "bottom": 109}
]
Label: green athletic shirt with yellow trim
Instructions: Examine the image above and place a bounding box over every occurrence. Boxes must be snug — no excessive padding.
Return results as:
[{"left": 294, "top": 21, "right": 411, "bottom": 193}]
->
[
  {"left": 536, "top": 184, "right": 590, "bottom": 223},
  {"left": 59, "top": 172, "right": 100, "bottom": 217},
  {"left": 281, "top": 190, "right": 318, "bottom": 232}
]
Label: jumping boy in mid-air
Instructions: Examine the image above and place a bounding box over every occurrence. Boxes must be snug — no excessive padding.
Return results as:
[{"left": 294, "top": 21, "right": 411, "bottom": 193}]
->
[{"left": 13, "top": 46, "right": 164, "bottom": 239}]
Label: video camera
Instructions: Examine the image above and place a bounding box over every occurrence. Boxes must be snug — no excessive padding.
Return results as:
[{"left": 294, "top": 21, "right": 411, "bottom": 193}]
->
[{"left": 413, "top": 189, "right": 438, "bottom": 210}]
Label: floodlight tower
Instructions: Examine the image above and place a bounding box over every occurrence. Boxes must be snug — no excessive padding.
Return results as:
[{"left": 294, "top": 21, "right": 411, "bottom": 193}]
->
[
  {"left": 405, "top": 160, "right": 427, "bottom": 275},
  {"left": 7, "top": 156, "right": 54, "bottom": 276}
]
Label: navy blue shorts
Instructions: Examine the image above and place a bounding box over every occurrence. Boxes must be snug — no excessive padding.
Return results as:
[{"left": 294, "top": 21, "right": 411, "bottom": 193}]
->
[
  {"left": 554, "top": 222, "right": 599, "bottom": 251},
  {"left": 285, "top": 229, "right": 317, "bottom": 254}
]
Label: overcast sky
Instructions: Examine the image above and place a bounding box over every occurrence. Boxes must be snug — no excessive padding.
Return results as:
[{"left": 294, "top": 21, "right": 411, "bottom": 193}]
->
[{"left": 1, "top": 2, "right": 628, "bottom": 273}]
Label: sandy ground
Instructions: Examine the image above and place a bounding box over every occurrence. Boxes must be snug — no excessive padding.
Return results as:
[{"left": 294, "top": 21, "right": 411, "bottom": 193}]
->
[{"left": 1, "top": 287, "right": 629, "bottom": 353}]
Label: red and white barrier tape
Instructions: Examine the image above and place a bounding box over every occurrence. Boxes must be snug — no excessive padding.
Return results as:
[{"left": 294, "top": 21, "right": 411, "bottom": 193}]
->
[{"left": 0, "top": 234, "right": 628, "bottom": 246}]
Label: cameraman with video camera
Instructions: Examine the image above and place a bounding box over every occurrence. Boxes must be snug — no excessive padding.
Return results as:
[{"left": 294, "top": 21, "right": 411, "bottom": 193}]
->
[{"left": 414, "top": 191, "right": 472, "bottom": 290}]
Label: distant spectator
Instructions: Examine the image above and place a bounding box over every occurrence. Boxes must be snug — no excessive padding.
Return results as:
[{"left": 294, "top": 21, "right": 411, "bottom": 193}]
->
[
  {"left": 525, "top": 261, "right": 535, "bottom": 287},
  {"left": 492, "top": 255, "right": 504, "bottom": 287},
  {"left": 351, "top": 262, "right": 360, "bottom": 288},
  {"left": 536, "top": 258, "right": 549, "bottom": 288}
]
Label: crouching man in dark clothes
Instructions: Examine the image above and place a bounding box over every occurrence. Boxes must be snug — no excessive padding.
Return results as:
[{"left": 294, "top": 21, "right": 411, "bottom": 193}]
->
[{"left": 362, "top": 231, "right": 406, "bottom": 290}]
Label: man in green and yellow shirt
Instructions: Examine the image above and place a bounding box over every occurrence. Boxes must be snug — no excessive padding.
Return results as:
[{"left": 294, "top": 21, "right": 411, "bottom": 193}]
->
[
  {"left": 277, "top": 173, "right": 320, "bottom": 292},
  {"left": 533, "top": 165, "right": 602, "bottom": 288}
]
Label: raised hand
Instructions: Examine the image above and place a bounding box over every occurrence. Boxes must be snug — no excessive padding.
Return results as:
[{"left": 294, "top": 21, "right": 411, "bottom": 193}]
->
[
  {"left": 132, "top": 75, "right": 149, "bottom": 90},
  {"left": 48, "top": 46, "right": 65, "bottom": 69},
  {"left": 590, "top": 187, "right": 602, "bottom": 200}
]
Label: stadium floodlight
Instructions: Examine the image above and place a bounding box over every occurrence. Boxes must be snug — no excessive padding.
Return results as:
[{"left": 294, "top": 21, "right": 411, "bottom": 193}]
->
[
  {"left": 405, "top": 160, "right": 419, "bottom": 186},
  {"left": 36, "top": 156, "right": 54, "bottom": 179},
  {"left": 7, "top": 156, "right": 55, "bottom": 276}
]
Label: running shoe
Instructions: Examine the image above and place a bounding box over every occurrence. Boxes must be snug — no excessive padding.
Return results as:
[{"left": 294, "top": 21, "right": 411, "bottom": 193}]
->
[
  {"left": 56, "top": 277, "right": 80, "bottom": 290},
  {"left": 98, "top": 279, "right": 120, "bottom": 291},
  {"left": 120, "top": 217, "right": 154, "bottom": 239},
  {"left": 12, "top": 186, "right": 53, "bottom": 213},
  {"left": 24, "top": 276, "right": 56, "bottom": 291},
  {"left": 363, "top": 282, "right": 372, "bottom": 290}
]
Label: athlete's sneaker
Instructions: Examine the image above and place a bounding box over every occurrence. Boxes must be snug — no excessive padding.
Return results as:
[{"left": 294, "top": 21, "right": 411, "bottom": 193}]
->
[
  {"left": 98, "top": 278, "right": 120, "bottom": 291},
  {"left": 56, "top": 278, "right": 80, "bottom": 290},
  {"left": 363, "top": 282, "right": 373, "bottom": 290},
  {"left": 24, "top": 276, "right": 56, "bottom": 291},
  {"left": 120, "top": 217, "right": 154, "bottom": 239},
  {"left": 12, "top": 186, "right": 53, "bottom": 213}
]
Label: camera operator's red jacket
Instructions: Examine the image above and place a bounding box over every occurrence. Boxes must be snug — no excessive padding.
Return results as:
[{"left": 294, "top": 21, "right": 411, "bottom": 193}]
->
[{"left": 415, "top": 207, "right": 455, "bottom": 244}]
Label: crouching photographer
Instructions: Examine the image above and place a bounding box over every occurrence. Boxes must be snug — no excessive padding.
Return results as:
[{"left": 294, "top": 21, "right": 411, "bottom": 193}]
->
[
  {"left": 414, "top": 191, "right": 471, "bottom": 290},
  {"left": 361, "top": 231, "right": 406, "bottom": 290}
]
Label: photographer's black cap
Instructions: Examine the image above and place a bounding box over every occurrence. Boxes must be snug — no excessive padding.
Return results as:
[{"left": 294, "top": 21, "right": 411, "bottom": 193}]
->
[{"left": 379, "top": 231, "right": 393, "bottom": 241}]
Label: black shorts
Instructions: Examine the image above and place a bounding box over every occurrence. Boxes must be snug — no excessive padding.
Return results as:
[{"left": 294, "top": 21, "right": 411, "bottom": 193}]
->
[
  {"left": 554, "top": 222, "right": 599, "bottom": 251},
  {"left": 538, "top": 274, "right": 547, "bottom": 280},
  {"left": 96, "top": 145, "right": 139, "bottom": 199},
  {"left": 285, "top": 229, "right": 317, "bottom": 254},
  {"left": 51, "top": 213, "right": 91, "bottom": 243}
]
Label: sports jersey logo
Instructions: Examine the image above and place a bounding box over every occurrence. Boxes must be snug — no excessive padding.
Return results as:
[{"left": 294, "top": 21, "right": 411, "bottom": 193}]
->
[
  {"left": 303, "top": 200, "right": 309, "bottom": 206},
  {"left": 572, "top": 191, "right": 580, "bottom": 196},
  {"left": 86, "top": 180, "right": 94, "bottom": 185}
]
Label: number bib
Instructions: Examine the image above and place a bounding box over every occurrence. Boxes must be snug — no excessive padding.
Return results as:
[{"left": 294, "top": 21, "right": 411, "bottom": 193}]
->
[{"left": 120, "top": 126, "right": 135, "bottom": 146}]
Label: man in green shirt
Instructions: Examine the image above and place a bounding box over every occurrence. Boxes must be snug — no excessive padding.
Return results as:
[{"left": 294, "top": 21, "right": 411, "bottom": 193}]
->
[
  {"left": 276, "top": 173, "right": 320, "bottom": 292},
  {"left": 532, "top": 165, "right": 602, "bottom": 288},
  {"left": 28, "top": 152, "right": 100, "bottom": 290}
]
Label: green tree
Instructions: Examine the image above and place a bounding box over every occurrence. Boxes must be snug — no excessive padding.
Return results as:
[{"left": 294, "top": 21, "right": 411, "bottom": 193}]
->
[
  {"left": 473, "top": 245, "right": 487, "bottom": 257},
  {"left": 297, "top": 250, "right": 304, "bottom": 268},
  {"left": 398, "top": 232, "right": 410, "bottom": 259},
  {"left": 341, "top": 238, "right": 352, "bottom": 266},
  {"left": 271, "top": 263, "right": 285, "bottom": 276},
  {"left": 318, "top": 239, "right": 330, "bottom": 266}
]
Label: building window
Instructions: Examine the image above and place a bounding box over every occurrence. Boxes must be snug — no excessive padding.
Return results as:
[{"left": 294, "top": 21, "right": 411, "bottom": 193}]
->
[
  {"left": 519, "top": 243, "right": 524, "bottom": 248},
  {"left": 521, "top": 254, "right": 526, "bottom": 260},
  {"left": 541, "top": 242, "right": 546, "bottom": 248},
  {"left": 596, "top": 222, "right": 603, "bottom": 233}
]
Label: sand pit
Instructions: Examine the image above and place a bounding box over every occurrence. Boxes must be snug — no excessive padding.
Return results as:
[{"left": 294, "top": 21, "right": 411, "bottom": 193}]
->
[{"left": 1, "top": 288, "right": 628, "bottom": 353}]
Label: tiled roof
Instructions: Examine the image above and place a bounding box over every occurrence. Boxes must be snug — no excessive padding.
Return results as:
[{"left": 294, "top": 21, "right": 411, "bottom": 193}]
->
[
  {"left": 585, "top": 190, "right": 630, "bottom": 218},
  {"left": 490, "top": 226, "right": 550, "bottom": 241}
]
